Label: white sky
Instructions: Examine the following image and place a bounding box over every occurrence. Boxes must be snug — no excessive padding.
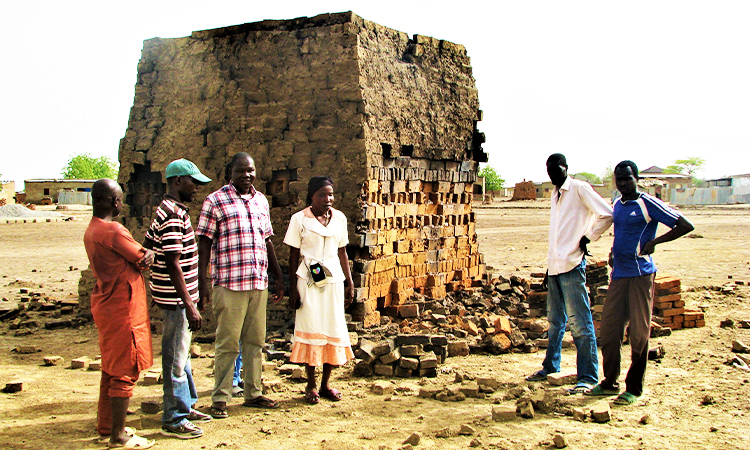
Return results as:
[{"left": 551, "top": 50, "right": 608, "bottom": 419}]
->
[{"left": 2, "top": 1, "right": 748, "bottom": 189}]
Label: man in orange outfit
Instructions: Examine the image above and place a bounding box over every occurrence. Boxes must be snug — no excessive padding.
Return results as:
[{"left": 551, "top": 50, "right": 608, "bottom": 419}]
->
[{"left": 84, "top": 178, "right": 156, "bottom": 449}]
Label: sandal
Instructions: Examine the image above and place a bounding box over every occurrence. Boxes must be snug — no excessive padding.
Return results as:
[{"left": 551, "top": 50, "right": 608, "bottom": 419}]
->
[
  {"left": 614, "top": 392, "right": 639, "bottom": 405},
  {"left": 319, "top": 387, "right": 343, "bottom": 401},
  {"left": 304, "top": 389, "right": 320, "bottom": 404},
  {"left": 209, "top": 406, "right": 229, "bottom": 419},
  {"left": 243, "top": 395, "right": 280, "bottom": 409},
  {"left": 98, "top": 427, "right": 136, "bottom": 443},
  {"left": 525, "top": 370, "right": 547, "bottom": 382},
  {"left": 584, "top": 384, "right": 620, "bottom": 397},
  {"left": 107, "top": 434, "right": 155, "bottom": 449},
  {"left": 567, "top": 383, "right": 593, "bottom": 395}
]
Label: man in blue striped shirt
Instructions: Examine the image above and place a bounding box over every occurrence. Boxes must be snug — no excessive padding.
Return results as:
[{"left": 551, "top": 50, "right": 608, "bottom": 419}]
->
[
  {"left": 145, "top": 159, "right": 213, "bottom": 438},
  {"left": 586, "top": 160, "right": 693, "bottom": 405}
]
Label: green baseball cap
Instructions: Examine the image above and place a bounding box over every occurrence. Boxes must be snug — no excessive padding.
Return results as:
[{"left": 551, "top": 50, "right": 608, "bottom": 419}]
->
[{"left": 165, "top": 159, "right": 212, "bottom": 184}]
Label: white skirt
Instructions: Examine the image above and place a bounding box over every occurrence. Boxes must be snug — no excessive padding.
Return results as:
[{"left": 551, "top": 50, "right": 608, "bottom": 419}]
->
[{"left": 289, "top": 278, "right": 354, "bottom": 366}]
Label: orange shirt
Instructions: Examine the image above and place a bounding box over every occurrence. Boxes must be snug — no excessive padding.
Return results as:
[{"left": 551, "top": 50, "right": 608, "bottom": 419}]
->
[{"left": 84, "top": 217, "right": 153, "bottom": 376}]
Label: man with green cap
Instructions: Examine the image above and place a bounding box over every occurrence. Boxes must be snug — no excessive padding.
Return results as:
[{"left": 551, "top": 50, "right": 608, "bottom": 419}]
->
[{"left": 144, "top": 158, "right": 213, "bottom": 439}]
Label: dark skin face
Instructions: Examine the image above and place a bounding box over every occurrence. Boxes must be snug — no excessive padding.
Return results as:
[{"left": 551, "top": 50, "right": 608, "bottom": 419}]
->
[
  {"left": 310, "top": 185, "right": 334, "bottom": 218},
  {"left": 615, "top": 166, "right": 639, "bottom": 201},
  {"left": 170, "top": 176, "right": 199, "bottom": 203},
  {"left": 230, "top": 156, "right": 256, "bottom": 195},
  {"left": 547, "top": 161, "right": 568, "bottom": 188}
]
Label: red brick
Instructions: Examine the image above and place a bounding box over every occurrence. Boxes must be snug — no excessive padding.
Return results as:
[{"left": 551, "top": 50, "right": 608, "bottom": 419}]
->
[
  {"left": 655, "top": 276, "right": 680, "bottom": 290},
  {"left": 656, "top": 293, "right": 681, "bottom": 302}
]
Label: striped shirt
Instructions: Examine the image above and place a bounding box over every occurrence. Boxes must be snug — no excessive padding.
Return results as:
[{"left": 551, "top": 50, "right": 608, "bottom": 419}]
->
[
  {"left": 611, "top": 193, "right": 681, "bottom": 280},
  {"left": 195, "top": 183, "right": 273, "bottom": 291},
  {"left": 144, "top": 195, "right": 199, "bottom": 306}
]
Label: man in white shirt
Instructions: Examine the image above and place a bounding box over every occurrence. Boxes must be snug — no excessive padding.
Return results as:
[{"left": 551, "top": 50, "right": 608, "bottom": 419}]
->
[{"left": 526, "top": 153, "right": 613, "bottom": 393}]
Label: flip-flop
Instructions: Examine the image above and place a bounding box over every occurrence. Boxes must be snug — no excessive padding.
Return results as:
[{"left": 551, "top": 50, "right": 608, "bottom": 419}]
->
[
  {"left": 319, "top": 387, "right": 342, "bottom": 401},
  {"left": 304, "top": 389, "right": 320, "bottom": 404},
  {"left": 614, "top": 392, "right": 639, "bottom": 405},
  {"left": 584, "top": 384, "right": 620, "bottom": 397},
  {"left": 232, "top": 385, "right": 244, "bottom": 398},
  {"left": 567, "top": 383, "right": 593, "bottom": 395},
  {"left": 209, "top": 406, "right": 229, "bottom": 419},
  {"left": 107, "top": 434, "right": 155, "bottom": 449},
  {"left": 98, "top": 427, "right": 136, "bottom": 443},
  {"left": 243, "top": 395, "right": 280, "bottom": 409}
]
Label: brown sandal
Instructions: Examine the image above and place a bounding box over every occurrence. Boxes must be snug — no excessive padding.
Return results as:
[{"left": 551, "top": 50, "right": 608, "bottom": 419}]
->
[
  {"left": 319, "top": 387, "right": 342, "bottom": 401},
  {"left": 304, "top": 389, "right": 320, "bottom": 404},
  {"left": 242, "top": 395, "right": 279, "bottom": 409}
]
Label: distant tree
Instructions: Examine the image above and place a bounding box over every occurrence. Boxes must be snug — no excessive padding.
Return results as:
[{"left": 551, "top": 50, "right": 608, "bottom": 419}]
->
[
  {"left": 62, "top": 154, "right": 118, "bottom": 180},
  {"left": 573, "top": 172, "right": 602, "bottom": 184},
  {"left": 663, "top": 157, "right": 705, "bottom": 177},
  {"left": 478, "top": 165, "right": 505, "bottom": 191},
  {"left": 601, "top": 165, "right": 614, "bottom": 188}
]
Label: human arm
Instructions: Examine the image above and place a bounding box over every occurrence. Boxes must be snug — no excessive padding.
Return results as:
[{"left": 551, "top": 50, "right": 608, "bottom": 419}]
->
[
  {"left": 197, "top": 236, "right": 212, "bottom": 312},
  {"left": 266, "top": 238, "right": 285, "bottom": 303},
  {"left": 640, "top": 216, "right": 695, "bottom": 256},
  {"left": 579, "top": 184, "right": 613, "bottom": 242},
  {"left": 165, "top": 252, "right": 202, "bottom": 331},
  {"left": 338, "top": 246, "right": 354, "bottom": 308},
  {"left": 112, "top": 225, "right": 153, "bottom": 270},
  {"left": 288, "top": 246, "right": 301, "bottom": 310}
]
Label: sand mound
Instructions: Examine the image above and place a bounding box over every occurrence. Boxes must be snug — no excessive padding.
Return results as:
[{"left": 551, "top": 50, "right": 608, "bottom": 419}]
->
[{"left": 0, "top": 204, "right": 64, "bottom": 218}]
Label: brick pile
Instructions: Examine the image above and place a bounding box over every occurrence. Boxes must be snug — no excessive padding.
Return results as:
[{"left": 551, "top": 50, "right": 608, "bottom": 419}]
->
[
  {"left": 1, "top": 287, "right": 82, "bottom": 335},
  {"left": 510, "top": 181, "right": 536, "bottom": 201},
  {"left": 652, "top": 275, "right": 705, "bottom": 330},
  {"left": 348, "top": 167, "right": 485, "bottom": 328},
  {"left": 525, "top": 260, "right": 610, "bottom": 322}
]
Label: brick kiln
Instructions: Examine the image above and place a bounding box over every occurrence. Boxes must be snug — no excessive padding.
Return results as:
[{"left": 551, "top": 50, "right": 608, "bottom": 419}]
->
[{"left": 111, "top": 11, "right": 488, "bottom": 328}]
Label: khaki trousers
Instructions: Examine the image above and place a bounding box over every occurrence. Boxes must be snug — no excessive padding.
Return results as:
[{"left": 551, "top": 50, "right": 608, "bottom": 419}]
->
[{"left": 211, "top": 286, "right": 267, "bottom": 403}]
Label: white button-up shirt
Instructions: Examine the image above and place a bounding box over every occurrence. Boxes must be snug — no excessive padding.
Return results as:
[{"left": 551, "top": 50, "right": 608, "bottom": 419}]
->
[{"left": 548, "top": 177, "right": 613, "bottom": 275}]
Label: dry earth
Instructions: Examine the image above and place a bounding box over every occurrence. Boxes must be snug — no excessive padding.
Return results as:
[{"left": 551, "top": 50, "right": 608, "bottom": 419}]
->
[{"left": 1, "top": 200, "right": 749, "bottom": 450}]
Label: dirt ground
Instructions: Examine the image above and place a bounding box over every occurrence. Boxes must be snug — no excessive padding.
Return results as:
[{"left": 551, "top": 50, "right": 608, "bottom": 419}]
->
[{"left": 1, "top": 200, "right": 749, "bottom": 450}]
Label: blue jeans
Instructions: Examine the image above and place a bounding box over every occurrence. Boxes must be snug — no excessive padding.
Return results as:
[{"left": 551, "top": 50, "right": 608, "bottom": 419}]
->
[
  {"left": 233, "top": 348, "right": 242, "bottom": 387},
  {"left": 162, "top": 307, "right": 198, "bottom": 427},
  {"left": 542, "top": 259, "right": 599, "bottom": 386}
]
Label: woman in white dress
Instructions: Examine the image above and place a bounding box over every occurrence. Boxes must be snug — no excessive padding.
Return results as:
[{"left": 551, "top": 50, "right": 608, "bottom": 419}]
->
[{"left": 283, "top": 176, "right": 354, "bottom": 404}]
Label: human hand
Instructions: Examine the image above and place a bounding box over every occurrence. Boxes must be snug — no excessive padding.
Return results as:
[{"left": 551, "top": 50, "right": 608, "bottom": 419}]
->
[
  {"left": 639, "top": 240, "right": 657, "bottom": 256},
  {"left": 272, "top": 279, "right": 285, "bottom": 304},
  {"left": 186, "top": 303, "right": 202, "bottom": 331},
  {"left": 136, "top": 250, "right": 155, "bottom": 270},
  {"left": 198, "top": 281, "right": 211, "bottom": 309},
  {"left": 608, "top": 251, "right": 614, "bottom": 268},
  {"left": 579, "top": 236, "right": 592, "bottom": 256},
  {"left": 288, "top": 286, "right": 300, "bottom": 311},
  {"left": 344, "top": 284, "right": 354, "bottom": 308},
  {"left": 542, "top": 270, "right": 548, "bottom": 291}
]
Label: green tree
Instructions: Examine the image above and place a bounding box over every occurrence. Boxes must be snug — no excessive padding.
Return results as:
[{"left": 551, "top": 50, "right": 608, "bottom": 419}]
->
[
  {"left": 478, "top": 165, "right": 505, "bottom": 191},
  {"left": 663, "top": 157, "right": 705, "bottom": 177},
  {"left": 573, "top": 172, "right": 602, "bottom": 184},
  {"left": 601, "top": 164, "right": 614, "bottom": 188},
  {"left": 62, "top": 154, "right": 118, "bottom": 179}
]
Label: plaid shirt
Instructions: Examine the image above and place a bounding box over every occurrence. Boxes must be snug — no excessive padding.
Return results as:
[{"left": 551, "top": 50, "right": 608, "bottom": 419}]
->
[{"left": 196, "top": 183, "right": 273, "bottom": 291}]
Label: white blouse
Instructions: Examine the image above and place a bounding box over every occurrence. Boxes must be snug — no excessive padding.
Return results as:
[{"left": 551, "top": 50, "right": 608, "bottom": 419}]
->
[{"left": 283, "top": 207, "right": 348, "bottom": 283}]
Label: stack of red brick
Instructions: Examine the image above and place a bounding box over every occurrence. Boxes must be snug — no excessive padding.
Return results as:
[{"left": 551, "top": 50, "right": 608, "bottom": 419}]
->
[
  {"left": 653, "top": 275, "right": 705, "bottom": 329},
  {"left": 350, "top": 170, "right": 486, "bottom": 327}
]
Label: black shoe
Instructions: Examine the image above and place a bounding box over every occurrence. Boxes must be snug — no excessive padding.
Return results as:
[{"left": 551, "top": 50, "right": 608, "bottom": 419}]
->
[
  {"left": 525, "top": 370, "right": 547, "bottom": 382},
  {"left": 161, "top": 421, "right": 204, "bottom": 439}
]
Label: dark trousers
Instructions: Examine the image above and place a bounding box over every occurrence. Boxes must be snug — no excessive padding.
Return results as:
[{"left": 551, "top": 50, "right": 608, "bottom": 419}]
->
[{"left": 600, "top": 273, "right": 655, "bottom": 396}]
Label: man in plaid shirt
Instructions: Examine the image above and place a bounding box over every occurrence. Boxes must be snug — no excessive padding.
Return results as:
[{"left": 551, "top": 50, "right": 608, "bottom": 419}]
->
[{"left": 196, "top": 153, "right": 285, "bottom": 416}]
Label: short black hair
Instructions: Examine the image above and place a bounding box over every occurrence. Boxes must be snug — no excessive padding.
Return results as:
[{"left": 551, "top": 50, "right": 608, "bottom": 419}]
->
[
  {"left": 615, "top": 160, "right": 639, "bottom": 179},
  {"left": 91, "top": 178, "right": 120, "bottom": 214},
  {"left": 546, "top": 153, "right": 567, "bottom": 167},
  {"left": 229, "top": 152, "right": 253, "bottom": 171}
]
